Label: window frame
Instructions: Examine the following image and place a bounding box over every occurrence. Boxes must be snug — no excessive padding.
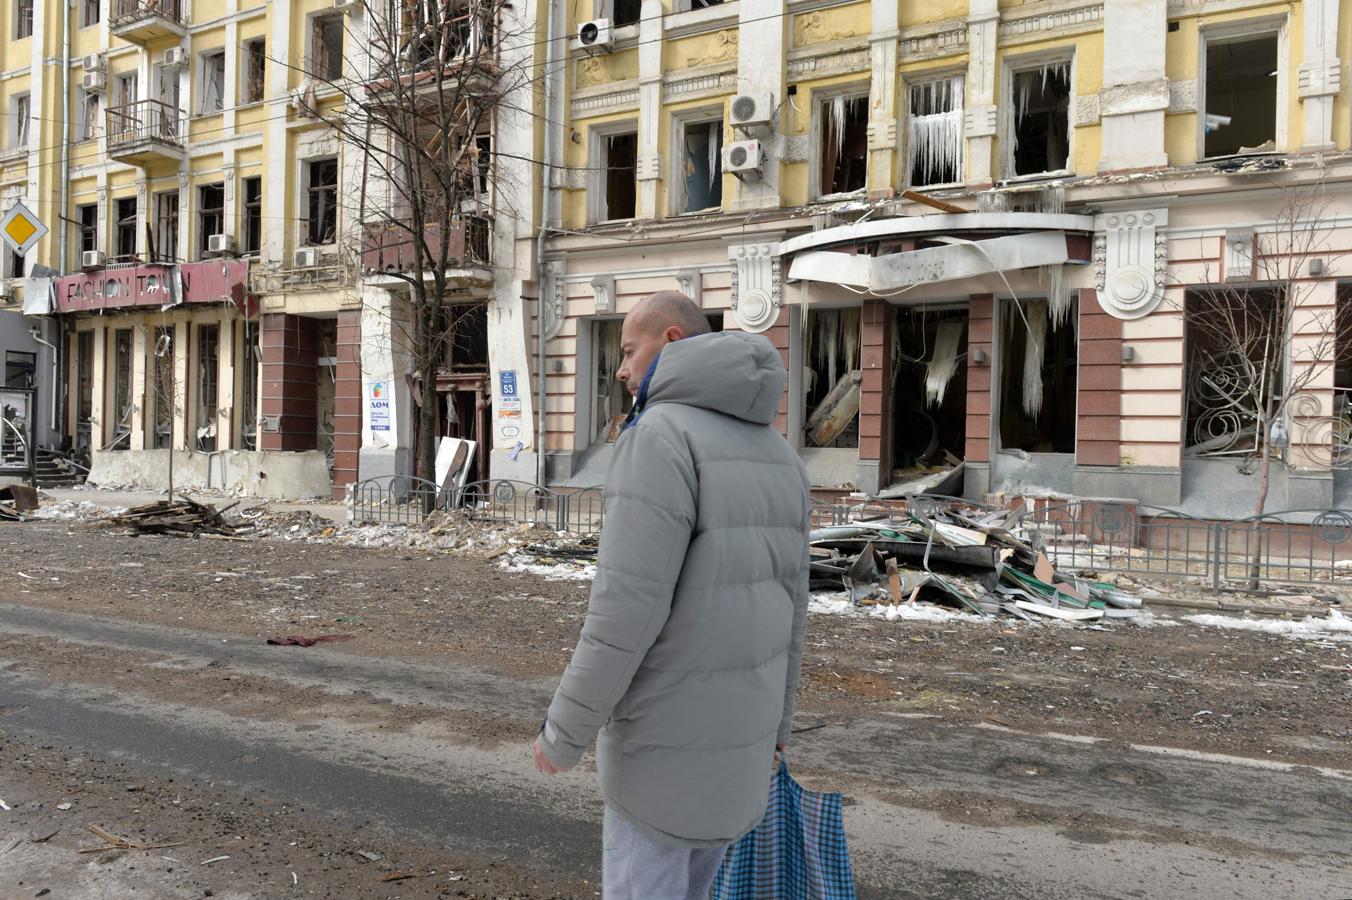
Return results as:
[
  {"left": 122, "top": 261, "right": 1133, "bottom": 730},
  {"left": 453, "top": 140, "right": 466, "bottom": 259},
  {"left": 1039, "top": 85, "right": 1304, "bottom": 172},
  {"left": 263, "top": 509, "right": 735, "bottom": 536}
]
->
[
  {"left": 586, "top": 121, "right": 639, "bottom": 225},
  {"left": 303, "top": 158, "right": 339, "bottom": 246},
  {"left": 310, "top": 14, "right": 345, "bottom": 82},
  {"left": 903, "top": 70, "right": 965, "bottom": 190},
  {"left": 243, "top": 176, "right": 262, "bottom": 256},
  {"left": 198, "top": 50, "right": 227, "bottom": 115},
  {"left": 810, "top": 84, "right": 871, "bottom": 201},
  {"left": 81, "top": 0, "right": 100, "bottom": 27},
  {"left": 15, "top": 0, "right": 33, "bottom": 39},
  {"left": 154, "top": 190, "right": 180, "bottom": 262},
  {"left": 1197, "top": 18, "right": 1288, "bottom": 160},
  {"left": 77, "top": 203, "right": 99, "bottom": 255},
  {"left": 669, "top": 111, "right": 725, "bottom": 216},
  {"left": 243, "top": 37, "right": 267, "bottom": 104},
  {"left": 12, "top": 93, "right": 30, "bottom": 148},
  {"left": 1000, "top": 51, "right": 1075, "bottom": 182},
  {"left": 78, "top": 90, "right": 101, "bottom": 142},
  {"left": 114, "top": 196, "right": 138, "bottom": 260},
  {"left": 197, "top": 183, "right": 225, "bottom": 258}
]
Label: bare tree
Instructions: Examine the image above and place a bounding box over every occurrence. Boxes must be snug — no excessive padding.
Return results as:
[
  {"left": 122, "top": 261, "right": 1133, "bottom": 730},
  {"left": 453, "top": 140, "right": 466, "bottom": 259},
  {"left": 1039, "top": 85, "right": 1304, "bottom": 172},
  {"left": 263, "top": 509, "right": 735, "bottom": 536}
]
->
[
  {"left": 294, "top": 0, "right": 536, "bottom": 488},
  {"left": 1183, "top": 185, "right": 1350, "bottom": 584}
]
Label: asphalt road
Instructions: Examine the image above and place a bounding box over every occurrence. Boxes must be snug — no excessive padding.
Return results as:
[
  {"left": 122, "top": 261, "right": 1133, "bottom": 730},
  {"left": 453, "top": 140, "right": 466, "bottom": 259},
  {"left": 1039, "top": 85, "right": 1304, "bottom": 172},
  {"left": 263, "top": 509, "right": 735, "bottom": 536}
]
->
[{"left": 2, "top": 603, "right": 1350, "bottom": 898}]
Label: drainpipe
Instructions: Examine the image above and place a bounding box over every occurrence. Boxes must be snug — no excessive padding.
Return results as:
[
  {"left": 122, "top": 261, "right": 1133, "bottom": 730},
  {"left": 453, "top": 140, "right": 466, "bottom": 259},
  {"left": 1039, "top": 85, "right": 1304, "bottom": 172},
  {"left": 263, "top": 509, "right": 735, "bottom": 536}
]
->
[
  {"left": 59, "top": 0, "right": 70, "bottom": 276},
  {"left": 534, "top": 0, "right": 557, "bottom": 488},
  {"left": 28, "top": 328, "right": 59, "bottom": 438}
]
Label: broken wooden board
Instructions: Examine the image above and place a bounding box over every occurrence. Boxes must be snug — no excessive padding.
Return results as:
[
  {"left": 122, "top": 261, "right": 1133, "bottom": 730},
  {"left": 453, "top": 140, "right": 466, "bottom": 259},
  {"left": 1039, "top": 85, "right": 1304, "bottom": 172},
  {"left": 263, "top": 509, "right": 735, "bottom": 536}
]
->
[
  {"left": 1013, "top": 600, "right": 1104, "bottom": 622},
  {"left": 805, "top": 371, "right": 861, "bottom": 447},
  {"left": 901, "top": 189, "right": 970, "bottom": 214}
]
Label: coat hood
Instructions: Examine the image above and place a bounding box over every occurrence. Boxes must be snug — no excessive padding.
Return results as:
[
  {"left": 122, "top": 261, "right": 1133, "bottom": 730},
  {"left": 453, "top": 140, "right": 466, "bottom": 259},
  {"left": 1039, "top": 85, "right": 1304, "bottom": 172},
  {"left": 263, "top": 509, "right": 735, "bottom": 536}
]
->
[{"left": 644, "top": 331, "right": 785, "bottom": 426}]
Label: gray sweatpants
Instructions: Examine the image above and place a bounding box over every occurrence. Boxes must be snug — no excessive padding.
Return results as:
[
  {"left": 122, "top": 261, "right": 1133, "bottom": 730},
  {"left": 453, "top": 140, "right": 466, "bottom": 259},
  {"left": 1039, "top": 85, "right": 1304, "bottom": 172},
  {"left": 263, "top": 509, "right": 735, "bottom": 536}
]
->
[{"left": 601, "top": 805, "right": 730, "bottom": 900}]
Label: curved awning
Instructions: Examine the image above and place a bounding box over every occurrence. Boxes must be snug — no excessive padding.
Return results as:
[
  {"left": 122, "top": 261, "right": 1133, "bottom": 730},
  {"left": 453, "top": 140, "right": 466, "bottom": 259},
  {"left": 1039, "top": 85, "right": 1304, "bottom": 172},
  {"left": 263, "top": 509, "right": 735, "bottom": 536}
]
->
[{"left": 778, "top": 212, "right": 1096, "bottom": 256}]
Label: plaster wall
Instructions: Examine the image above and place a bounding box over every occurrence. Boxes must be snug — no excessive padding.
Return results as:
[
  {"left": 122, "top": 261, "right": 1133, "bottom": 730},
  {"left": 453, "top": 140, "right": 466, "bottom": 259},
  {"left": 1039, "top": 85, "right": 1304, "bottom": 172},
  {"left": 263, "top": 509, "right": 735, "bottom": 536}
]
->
[{"left": 88, "top": 447, "right": 332, "bottom": 498}]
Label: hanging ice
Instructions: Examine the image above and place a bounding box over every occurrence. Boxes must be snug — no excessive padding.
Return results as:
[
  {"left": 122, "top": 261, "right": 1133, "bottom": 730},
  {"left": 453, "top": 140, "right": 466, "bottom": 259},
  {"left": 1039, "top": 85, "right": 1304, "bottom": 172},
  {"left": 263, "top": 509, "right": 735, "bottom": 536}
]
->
[
  {"left": 925, "top": 321, "right": 964, "bottom": 408},
  {"left": 908, "top": 76, "right": 963, "bottom": 186},
  {"left": 1022, "top": 301, "right": 1048, "bottom": 419}
]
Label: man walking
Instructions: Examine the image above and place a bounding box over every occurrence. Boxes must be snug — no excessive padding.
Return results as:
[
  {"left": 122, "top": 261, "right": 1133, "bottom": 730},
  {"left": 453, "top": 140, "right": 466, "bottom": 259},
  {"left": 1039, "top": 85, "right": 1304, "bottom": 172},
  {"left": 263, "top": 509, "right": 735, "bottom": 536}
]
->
[{"left": 532, "top": 291, "right": 811, "bottom": 899}]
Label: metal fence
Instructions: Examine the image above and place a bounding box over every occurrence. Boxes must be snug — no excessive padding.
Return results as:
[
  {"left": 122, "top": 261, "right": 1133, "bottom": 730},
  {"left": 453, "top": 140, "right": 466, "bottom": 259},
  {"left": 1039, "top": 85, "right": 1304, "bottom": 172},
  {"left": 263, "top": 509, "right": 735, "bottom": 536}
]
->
[{"left": 346, "top": 476, "right": 604, "bottom": 534}]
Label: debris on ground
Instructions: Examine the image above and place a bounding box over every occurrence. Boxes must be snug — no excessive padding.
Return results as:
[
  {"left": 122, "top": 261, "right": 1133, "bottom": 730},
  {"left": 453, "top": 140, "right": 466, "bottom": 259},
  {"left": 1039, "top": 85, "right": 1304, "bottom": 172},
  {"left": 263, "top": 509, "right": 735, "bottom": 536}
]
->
[
  {"left": 265, "top": 634, "right": 356, "bottom": 647},
  {"left": 80, "top": 824, "right": 185, "bottom": 854},
  {"left": 0, "top": 484, "right": 40, "bottom": 519},
  {"left": 811, "top": 499, "right": 1144, "bottom": 625},
  {"left": 1181, "top": 608, "right": 1352, "bottom": 642},
  {"left": 105, "top": 499, "right": 240, "bottom": 537}
]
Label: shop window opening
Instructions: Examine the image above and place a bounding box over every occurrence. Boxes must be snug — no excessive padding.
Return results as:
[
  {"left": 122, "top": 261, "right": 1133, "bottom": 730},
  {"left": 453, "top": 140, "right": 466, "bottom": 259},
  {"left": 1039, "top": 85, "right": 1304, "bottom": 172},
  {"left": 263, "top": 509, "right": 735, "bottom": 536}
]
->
[
  {"left": 111, "top": 329, "right": 133, "bottom": 450},
  {"left": 196, "top": 324, "right": 220, "bottom": 452},
  {"left": 1184, "top": 288, "right": 1281, "bottom": 458},
  {"left": 151, "top": 325, "right": 174, "bottom": 449},
  {"left": 75, "top": 331, "right": 94, "bottom": 452},
  {"left": 803, "top": 308, "right": 861, "bottom": 448},
  {"left": 241, "top": 321, "right": 260, "bottom": 451},
  {"left": 315, "top": 318, "right": 337, "bottom": 461},
  {"left": 435, "top": 302, "right": 490, "bottom": 485},
  {"left": 891, "top": 307, "right": 968, "bottom": 487},
  {"left": 998, "top": 297, "right": 1077, "bottom": 453}
]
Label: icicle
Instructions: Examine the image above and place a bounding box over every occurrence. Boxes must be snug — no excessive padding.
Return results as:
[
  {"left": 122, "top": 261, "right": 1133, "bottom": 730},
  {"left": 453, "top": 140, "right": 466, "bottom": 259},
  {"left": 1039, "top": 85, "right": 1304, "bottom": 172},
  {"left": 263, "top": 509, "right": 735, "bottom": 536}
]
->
[
  {"left": 1045, "top": 264, "right": 1073, "bottom": 329},
  {"left": 842, "top": 308, "right": 860, "bottom": 371},
  {"left": 925, "top": 321, "right": 964, "bottom": 408},
  {"left": 828, "top": 96, "right": 848, "bottom": 158},
  {"left": 1022, "top": 301, "right": 1048, "bottom": 419},
  {"left": 708, "top": 121, "right": 719, "bottom": 189}
]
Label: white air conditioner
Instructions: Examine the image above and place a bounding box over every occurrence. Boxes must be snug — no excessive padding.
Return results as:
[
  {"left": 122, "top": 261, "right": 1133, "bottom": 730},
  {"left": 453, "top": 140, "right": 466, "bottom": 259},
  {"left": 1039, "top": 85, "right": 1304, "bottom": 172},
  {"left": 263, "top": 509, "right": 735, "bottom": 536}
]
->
[
  {"left": 333, "top": 0, "right": 359, "bottom": 11},
  {"left": 162, "top": 47, "right": 188, "bottom": 69},
  {"left": 82, "top": 54, "right": 105, "bottom": 73},
  {"left": 82, "top": 250, "right": 107, "bottom": 269},
  {"left": 207, "top": 234, "right": 238, "bottom": 256},
  {"left": 82, "top": 71, "right": 107, "bottom": 93},
  {"left": 572, "top": 19, "right": 613, "bottom": 54},
  {"left": 729, "top": 93, "right": 775, "bottom": 129},
  {"left": 724, "top": 140, "right": 765, "bottom": 177},
  {"left": 292, "top": 247, "right": 319, "bottom": 268}
]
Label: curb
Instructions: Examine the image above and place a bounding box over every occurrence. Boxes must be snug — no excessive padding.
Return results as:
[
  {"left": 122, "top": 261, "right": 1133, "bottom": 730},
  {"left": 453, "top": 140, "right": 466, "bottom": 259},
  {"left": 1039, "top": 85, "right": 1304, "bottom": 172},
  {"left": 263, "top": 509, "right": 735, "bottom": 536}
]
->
[{"left": 1144, "top": 594, "right": 1337, "bottom": 619}]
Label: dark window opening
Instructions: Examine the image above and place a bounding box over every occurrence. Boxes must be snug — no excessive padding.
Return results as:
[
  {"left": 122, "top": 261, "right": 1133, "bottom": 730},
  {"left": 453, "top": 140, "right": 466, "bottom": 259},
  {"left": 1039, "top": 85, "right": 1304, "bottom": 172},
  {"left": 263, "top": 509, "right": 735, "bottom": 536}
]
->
[
  {"left": 1203, "top": 34, "right": 1278, "bottom": 158},
  {"left": 892, "top": 308, "right": 968, "bottom": 477},
  {"left": 151, "top": 325, "right": 174, "bottom": 449},
  {"left": 75, "top": 331, "right": 94, "bottom": 450},
  {"left": 243, "top": 176, "right": 262, "bottom": 255},
  {"left": 6, "top": 248, "right": 22, "bottom": 279},
  {"left": 240, "top": 321, "right": 260, "bottom": 451},
  {"left": 1184, "top": 288, "right": 1281, "bottom": 457},
  {"left": 245, "top": 38, "right": 267, "bottom": 103},
  {"left": 16, "top": 0, "right": 33, "bottom": 39},
  {"left": 804, "top": 308, "right": 861, "bottom": 448},
  {"left": 111, "top": 328, "right": 133, "bottom": 449},
  {"left": 115, "top": 197, "right": 138, "bottom": 260},
  {"left": 82, "top": 0, "right": 99, "bottom": 27},
  {"left": 820, "top": 95, "right": 869, "bottom": 196},
  {"left": 305, "top": 158, "right": 338, "bottom": 245},
  {"left": 312, "top": 15, "right": 344, "bottom": 81},
  {"left": 680, "top": 119, "right": 723, "bottom": 213},
  {"left": 593, "top": 319, "right": 632, "bottom": 444},
  {"left": 1010, "top": 63, "right": 1071, "bottom": 176},
  {"left": 78, "top": 204, "right": 98, "bottom": 254},
  {"left": 603, "top": 132, "right": 637, "bottom": 221},
  {"left": 441, "top": 302, "right": 489, "bottom": 371},
  {"left": 196, "top": 324, "right": 219, "bottom": 452},
  {"left": 908, "top": 76, "right": 963, "bottom": 188},
  {"left": 613, "top": 0, "right": 640, "bottom": 27},
  {"left": 315, "top": 318, "right": 337, "bottom": 455},
  {"left": 198, "top": 183, "right": 224, "bottom": 258},
  {"left": 4, "top": 350, "right": 36, "bottom": 389},
  {"left": 154, "top": 191, "right": 179, "bottom": 262},
  {"left": 999, "top": 298, "right": 1077, "bottom": 453},
  {"left": 200, "top": 51, "right": 226, "bottom": 114}
]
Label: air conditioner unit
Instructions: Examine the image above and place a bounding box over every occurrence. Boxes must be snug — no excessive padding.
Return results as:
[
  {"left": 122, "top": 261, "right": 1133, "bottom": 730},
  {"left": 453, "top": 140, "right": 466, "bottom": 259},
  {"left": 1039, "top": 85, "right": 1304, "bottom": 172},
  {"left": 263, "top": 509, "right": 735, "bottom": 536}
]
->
[
  {"left": 82, "top": 54, "right": 105, "bottom": 73},
  {"left": 333, "top": 0, "right": 359, "bottom": 11},
  {"left": 82, "top": 71, "right": 107, "bottom": 93},
  {"left": 724, "top": 140, "right": 765, "bottom": 177},
  {"left": 162, "top": 47, "right": 188, "bottom": 69},
  {"left": 572, "top": 19, "right": 613, "bottom": 54},
  {"left": 207, "top": 234, "right": 238, "bottom": 256},
  {"left": 729, "top": 93, "right": 775, "bottom": 129},
  {"left": 292, "top": 247, "right": 319, "bottom": 269},
  {"left": 82, "top": 250, "right": 107, "bottom": 269}
]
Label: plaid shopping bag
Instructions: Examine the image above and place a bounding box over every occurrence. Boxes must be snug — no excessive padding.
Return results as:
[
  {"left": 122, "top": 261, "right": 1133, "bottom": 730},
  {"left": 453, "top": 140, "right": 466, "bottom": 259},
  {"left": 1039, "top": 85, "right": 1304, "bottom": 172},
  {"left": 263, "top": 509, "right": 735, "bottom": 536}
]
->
[{"left": 711, "top": 759, "right": 856, "bottom": 900}]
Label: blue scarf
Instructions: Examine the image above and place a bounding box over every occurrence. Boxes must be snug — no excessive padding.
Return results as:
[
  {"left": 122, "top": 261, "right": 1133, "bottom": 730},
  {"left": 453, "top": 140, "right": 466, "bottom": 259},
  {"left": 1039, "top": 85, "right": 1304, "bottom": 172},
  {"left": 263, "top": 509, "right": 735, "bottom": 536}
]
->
[{"left": 619, "top": 354, "right": 661, "bottom": 435}]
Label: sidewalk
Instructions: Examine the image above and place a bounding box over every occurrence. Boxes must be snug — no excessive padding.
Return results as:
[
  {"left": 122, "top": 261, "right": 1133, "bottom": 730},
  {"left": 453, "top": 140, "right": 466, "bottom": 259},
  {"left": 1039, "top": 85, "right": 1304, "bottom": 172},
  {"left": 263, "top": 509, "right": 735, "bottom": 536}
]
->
[{"left": 41, "top": 487, "right": 348, "bottom": 525}]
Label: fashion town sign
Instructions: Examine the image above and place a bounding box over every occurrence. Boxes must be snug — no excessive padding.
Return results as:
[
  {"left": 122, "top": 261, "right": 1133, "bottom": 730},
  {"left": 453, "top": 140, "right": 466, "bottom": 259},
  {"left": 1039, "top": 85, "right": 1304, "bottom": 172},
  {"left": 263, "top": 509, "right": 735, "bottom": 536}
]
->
[{"left": 53, "top": 260, "right": 252, "bottom": 314}]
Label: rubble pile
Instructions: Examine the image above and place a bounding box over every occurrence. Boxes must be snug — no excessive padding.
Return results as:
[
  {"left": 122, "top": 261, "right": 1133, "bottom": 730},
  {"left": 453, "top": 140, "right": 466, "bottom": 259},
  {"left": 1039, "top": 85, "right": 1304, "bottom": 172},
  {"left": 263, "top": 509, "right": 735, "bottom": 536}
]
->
[
  {"left": 0, "top": 485, "right": 39, "bottom": 520},
  {"left": 813, "top": 500, "right": 1143, "bottom": 624},
  {"left": 105, "top": 498, "right": 241, "bottom": 537},
  {"left": 241, "top": 508, "right": 339, "bottom": 539}
]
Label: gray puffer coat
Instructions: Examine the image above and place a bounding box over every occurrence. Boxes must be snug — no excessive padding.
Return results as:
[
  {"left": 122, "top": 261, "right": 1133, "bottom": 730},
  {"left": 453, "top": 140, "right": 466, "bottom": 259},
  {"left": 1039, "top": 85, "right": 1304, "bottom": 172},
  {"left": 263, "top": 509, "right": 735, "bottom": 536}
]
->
[{"left": 538, "top": 330, "right": 811, "bottom": 848}]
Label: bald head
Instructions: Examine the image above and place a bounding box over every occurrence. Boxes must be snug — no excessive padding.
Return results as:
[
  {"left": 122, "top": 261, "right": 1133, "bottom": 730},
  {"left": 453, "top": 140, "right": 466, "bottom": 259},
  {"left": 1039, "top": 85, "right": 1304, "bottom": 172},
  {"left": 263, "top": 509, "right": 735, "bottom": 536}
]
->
[
  {"left": 628, "top": 291, "right": 711, "bottom": 340},
  {"left": 615, "top": 291, "right": 711, "bottom": 395}
]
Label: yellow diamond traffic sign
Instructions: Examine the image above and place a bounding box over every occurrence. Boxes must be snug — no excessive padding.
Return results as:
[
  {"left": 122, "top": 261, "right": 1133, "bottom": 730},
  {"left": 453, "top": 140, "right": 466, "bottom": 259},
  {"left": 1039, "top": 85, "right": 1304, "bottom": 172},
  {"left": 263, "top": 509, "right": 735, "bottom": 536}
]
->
[{"left": 0, "top": 201, "right": 47, "bottom": 256}]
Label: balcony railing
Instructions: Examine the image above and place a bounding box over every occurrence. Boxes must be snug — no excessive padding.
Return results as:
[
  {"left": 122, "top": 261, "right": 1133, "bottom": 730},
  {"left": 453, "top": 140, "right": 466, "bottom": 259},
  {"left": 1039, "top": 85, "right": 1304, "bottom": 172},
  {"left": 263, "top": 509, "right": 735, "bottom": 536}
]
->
[
  {"left": 361, "top": 217, "right": 491, "bottom": 275},
  {"left": 106, "top": 100, "right": 185, "bottom": 158},
  {"left": 110, "top": 0, "right": 184, "bottom": 30}
]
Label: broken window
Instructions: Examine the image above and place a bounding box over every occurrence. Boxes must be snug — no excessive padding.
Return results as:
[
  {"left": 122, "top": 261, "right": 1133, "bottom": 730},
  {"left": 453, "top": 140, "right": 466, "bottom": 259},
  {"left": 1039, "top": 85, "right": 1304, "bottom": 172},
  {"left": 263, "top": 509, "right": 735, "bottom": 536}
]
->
[
  {"left": 304, "top": 158, "right": 339, "bottom": 245},
  {"left": 892, "top": 308, "right": 968, "bottom": 478},
  {"left": 115, "top": 196, "right": 137, "bottom": 260},
  {"left": 77, "top": 204, "right": 98, "bottom": 254},
  {"left": 442, "top": 302, "right": 489, "bottom": 371},
  {"left": 908, "top": 75, "right": 963, "bottom": 188},
  {"left": 4, "top": 350, "right": 35, "bottom": 389},
  {"left": 678, "top": 119, "right": 723, "bottom": 214},
  {"left": 243, "top": 177, "right": 263, "bottom": 255},
  {"left": 151, "top": 326, "right": 174, "bottom": 450},
  {"left": 240, "top": 321, "right": 260, "bottom": 451},
  {"left": 15, "top": 0, "right": 32, "bottom": 39},
  {"left": 82, "top": 0, "right": 98, "bottom": 27},
  {"left": 116, "top": 72, "right": 138, "bottom": 109},
  {"left": 196, "top": 324, "right": 220, "bottom": 452},
  {"left": 316, "top": 318, "right": 337, "bottom": 455},
  {"left": 1184, "top": 288, "right": 1280, "bottom": 457},
  {"left": 1009, "top": 62, "right": 1071, "bottom": 177},
  {"left": 79, "top": 90, "right": 100, "bottom": 142},
  {"left": 1203, "top": 34, "right": 1278, "bottom": 158},
  {"left": 13, "top": 94, "right": 29, "bottom": 147},
  {"left": 1336, "top": 289, "right": 1352, "bottom": 468},
  {"left": 199, "top": 51, "right": 225, "bottom": 114},
  {"left": 804, "top": 308, "right": 862, "bottom": 448},
  {"left": 593, "top": 320, "right": 632, "bottom": 444},
  {"left": 602, "top": 131, "right": 637, "bottom": 221},
  {"left": 154, "top": 191, "right": 179, "bottom": 263},
  {"left": 111, "top": 329, "right": 133, "bottom": 449},
  {"left": 998, "top": 298, "right": 1077, "bottom": 453},
  {"left": 198, "top": 183, "right": 224, "bottom": 258},
  {"left": 75, "top": 331, "right": 94, "bottom": 451},
  {"left": 613, "top": 0, "right": 640, "bottom": 27},
  {"left": 819, "top": 95, "right": 868, "bottom": 196},
  {"left": 244, "top": 38, "right": 267, "bottom": 104},
  {"left": 311, "top": 14, "right": 344, "bottom": 81}
]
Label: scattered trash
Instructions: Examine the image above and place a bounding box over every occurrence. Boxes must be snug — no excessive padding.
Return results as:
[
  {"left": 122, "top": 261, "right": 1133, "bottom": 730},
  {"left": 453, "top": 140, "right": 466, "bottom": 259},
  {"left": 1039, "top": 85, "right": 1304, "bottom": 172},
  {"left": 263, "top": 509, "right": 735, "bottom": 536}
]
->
[
  {"left": 266, "top": 634, "right": 356, "bottom": 647},
  {"left": 0, "top": 485, "right": 39, "bottom": 520},
  {"left": 380, "top": 871, "right": 433, "bottom": 882},
  {"left": 0, "top": 798, "right": 9, "bottom": 811},
  {"left": 356, "top": 850, "right": 383, "bottom": 862},
  {"left": 0, "top": 836, "right": 23, "bottom": 854},
  {"left": 106, "top": 498, "right": 240, "bottom": 537},
  {"left": 810, "top": 498, "right": 1144, "bottom": 625},
  {"left": 199, "top": 855, "right": 232, "bottom": 866},
  {"left": 55, "top": 803, "right": 71, "bottom": 811},
  {"left": 80, "top": 825, "right": 186, "bottom": 853},
  {"left": 31, "top": 830, "right": 58, "bottom": 843}
]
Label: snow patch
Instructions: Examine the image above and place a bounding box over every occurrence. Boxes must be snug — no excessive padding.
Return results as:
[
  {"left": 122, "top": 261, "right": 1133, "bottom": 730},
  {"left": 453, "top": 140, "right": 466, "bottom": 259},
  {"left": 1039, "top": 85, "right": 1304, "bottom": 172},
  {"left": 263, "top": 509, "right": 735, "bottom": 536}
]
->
[
  {"left": 500, "top": 558, "right": 597, "bottom": 582},
  {"left": 809, "top": 592, "right": 988, "bottom": 625},
  {"left": 28, "top": 501, "right": 123, "bottom": 521},
  {"left": 1182, "top": 609, "right": 1352, "bottom": 642}
]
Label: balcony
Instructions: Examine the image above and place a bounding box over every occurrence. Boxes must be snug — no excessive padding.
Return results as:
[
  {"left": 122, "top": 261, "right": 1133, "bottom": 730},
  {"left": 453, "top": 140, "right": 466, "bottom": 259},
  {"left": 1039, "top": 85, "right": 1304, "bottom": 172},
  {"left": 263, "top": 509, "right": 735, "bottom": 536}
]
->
[
  {"left": 110, "top": 0, "right": 185, "bottom": 43},
  {"left": 107, "top": 100, "right": 185, "bottom": 166},
  {"left": 361, "top": 218, "right": 492, "bottom": 282},
  {"left": 366, "top": 18, "right": 498, "bottom": 101}
]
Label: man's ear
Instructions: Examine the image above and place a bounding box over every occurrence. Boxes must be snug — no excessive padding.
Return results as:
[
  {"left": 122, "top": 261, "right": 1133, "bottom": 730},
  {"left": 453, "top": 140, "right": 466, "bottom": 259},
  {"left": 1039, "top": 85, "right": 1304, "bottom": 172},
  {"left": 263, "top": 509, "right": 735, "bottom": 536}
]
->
[{"left": 663, "top": 325, "right": 686, "bottom": 344}]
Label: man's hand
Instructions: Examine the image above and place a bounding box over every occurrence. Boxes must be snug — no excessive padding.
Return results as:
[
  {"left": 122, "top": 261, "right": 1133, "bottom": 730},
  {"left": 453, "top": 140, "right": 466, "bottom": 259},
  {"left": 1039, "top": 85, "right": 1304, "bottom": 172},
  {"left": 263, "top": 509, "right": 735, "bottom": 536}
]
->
[{"left": 533, "top": 736, "right": 571, "bottom": 775}]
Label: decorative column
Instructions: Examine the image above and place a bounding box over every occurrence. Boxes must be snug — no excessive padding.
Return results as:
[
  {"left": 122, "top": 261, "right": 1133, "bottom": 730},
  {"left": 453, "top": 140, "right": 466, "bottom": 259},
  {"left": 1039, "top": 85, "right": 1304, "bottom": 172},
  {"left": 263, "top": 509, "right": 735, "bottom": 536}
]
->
[
  {"left": 635, "top": 0, "right": 664, "bottom": 218},
  {"left": 1098, "top": 0, "right": 1168, "bottom": 172},
  {"left": 259, "top": 313, "right": 319, "bottom": 451},
  {"left": 965, "top": 295, "right": 994, "bottom": 495},
  {"left": 857, "top": 299, "right": 892, "bottom": 495},
  {"left": 963, "top": 1, "right": 999, "bottom": 186},
  {"left": 1299, "top": 0, "right": 1341, "bottom": 151},
  {"left": 331, "top": 309, "right": 363, "bottom": 497},
  {"left": 866, "top": 0, "right": 900, "bottom": 198},
  {"left": 731, "top": 0, "right": 786, "bottom": 210},
  {"left": 1076, "top": 288, "right": 1123, "bottom": 466}
]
